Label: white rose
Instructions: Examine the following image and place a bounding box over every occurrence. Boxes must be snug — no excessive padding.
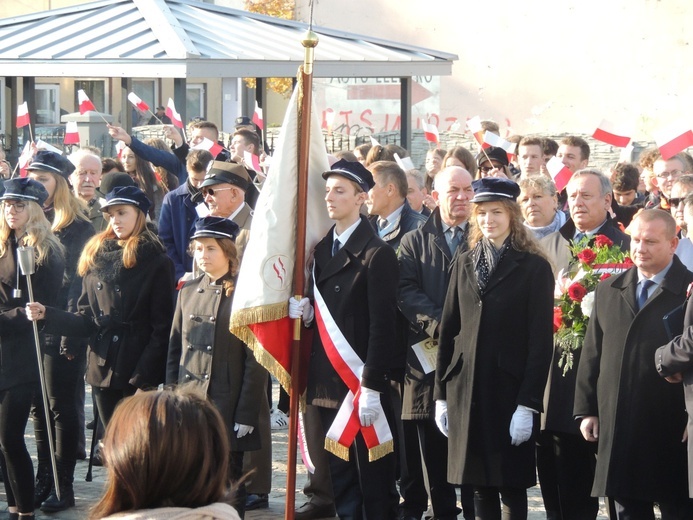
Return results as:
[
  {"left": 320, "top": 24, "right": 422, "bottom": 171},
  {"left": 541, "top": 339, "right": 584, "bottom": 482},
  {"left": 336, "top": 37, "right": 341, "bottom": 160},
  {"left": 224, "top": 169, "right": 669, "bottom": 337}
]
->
[{"left": 581, "top": 291, "right": 595, "bottom": 317}]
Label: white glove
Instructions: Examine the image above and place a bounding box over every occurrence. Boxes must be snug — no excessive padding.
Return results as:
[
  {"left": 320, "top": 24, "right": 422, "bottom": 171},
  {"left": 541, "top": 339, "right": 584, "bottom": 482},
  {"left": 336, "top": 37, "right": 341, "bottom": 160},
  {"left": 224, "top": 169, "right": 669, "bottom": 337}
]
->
[
  {"left": 358, "top": 387, "right": 381, "bottom": 427},
  {"left": 234, "top": 423, "right": 255, "bottom": 438},
  {"left": 509, "top": 405, "right": 535, "bottom": 446},
  {"left": 435, "top": 399, "right": 449, "bottom": 437},
  {"left": 288, "top": 297, "right": 314, "bottom": 325}
]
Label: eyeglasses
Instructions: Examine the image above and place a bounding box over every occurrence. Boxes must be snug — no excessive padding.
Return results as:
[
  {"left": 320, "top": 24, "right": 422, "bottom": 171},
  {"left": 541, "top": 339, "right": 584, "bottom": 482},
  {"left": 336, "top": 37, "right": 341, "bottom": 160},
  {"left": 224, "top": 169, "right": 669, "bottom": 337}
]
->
[
  {"left": 656, "top": 169, "right": 683, "bottom": 180},
  {"left": 3, "top": 201, "right": 26, "bottom": 213},
  {"left": 479, "top": 165, "right": 503, "bottom": 174},
  {"left": 669, "top": 197, "right": 686, "bottom": 207},
  {"left": 202, "top": 187, "right": 233, "bottom": 196}
]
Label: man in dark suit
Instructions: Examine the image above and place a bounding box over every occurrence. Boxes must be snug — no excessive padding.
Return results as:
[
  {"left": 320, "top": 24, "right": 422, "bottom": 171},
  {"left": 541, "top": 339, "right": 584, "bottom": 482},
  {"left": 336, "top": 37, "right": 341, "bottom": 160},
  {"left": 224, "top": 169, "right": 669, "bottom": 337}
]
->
[
  {"left": 290, "top": 159, "right": 400, "bottom": 519},
  {"left": 575, "top": 209, "right": 693, "bottom": 519},
  {"left": 539, "top": 168, "right": 630, "bottom": 520},
  {"left": 366, "top": 160, "right": 427, "bottom": 251},
  {"left": 397, "top": 166, "right": 474, "bottom": 520}
]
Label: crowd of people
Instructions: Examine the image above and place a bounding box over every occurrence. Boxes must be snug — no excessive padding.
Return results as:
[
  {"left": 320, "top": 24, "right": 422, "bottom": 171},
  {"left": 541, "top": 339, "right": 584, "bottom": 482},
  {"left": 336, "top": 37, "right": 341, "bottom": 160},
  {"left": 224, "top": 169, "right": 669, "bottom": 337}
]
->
[{"left": 0, "top": 114, "right": 693, "bottom": 520}]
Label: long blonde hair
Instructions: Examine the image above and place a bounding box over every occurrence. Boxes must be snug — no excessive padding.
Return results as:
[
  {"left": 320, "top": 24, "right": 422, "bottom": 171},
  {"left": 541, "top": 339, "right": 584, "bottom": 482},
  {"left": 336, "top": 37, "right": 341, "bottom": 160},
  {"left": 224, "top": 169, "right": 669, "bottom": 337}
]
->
[
  {"left": 468, "top": 198, "right": 549, "bottom": 260},
  {"left": 78, "top": 209, "right": 161, "bottom": 276},
  {"left": 0, "top": 200, "right": 64, "bottom": 265},
  {"left": 48, "top": 173, "right": 89, "bottom": 232}
]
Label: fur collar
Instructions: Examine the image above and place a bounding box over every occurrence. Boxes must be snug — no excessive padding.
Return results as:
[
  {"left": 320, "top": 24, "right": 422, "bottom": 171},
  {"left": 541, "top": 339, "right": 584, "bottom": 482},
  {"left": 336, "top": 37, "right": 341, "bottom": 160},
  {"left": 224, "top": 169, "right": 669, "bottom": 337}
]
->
[{"left": 92, "top": 235, "right": 164, "bottom": 283}]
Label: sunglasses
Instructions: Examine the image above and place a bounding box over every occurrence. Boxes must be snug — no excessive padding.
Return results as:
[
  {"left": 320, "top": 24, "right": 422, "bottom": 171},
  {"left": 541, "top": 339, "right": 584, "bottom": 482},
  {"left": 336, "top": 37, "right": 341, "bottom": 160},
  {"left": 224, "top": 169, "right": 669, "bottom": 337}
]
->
[
  {"left": 669, "top": 197, "right": 686, "bottom": 207},
  {"left": 202, "top": 187, "right": 233, "bottom": 196}
]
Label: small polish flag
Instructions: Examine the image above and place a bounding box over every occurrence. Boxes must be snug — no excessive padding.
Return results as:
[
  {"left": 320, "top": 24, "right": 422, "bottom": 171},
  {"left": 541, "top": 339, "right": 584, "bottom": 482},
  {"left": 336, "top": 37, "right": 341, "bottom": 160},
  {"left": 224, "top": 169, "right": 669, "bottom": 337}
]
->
[
  {"left": 16, "top": 102, "right": 30, "bottom": 128},
  {"left": 18, "top": 142, "right": 32, "bottom": 178},
  {"left": 165, "top": 98, "right": 184, "bottom": 129},
  {"left": 244, "top": 150, "right": 262, "bottom": 172},
  {"left": 115, "top": 140, "right": 126, "bottom": 160},
  {"left": 592, "top": 120, "right": 631, "bottom": 148},
  {"left": 64, "top": 121, "right": 80, "bottom": 145},
  {"left": 36, "top": 140, "right": 63, "bottom": 154},
  {"left": 422, "top": 122, "right": 439, "bottom": 145},
  {"left": 252, "top": 101, "right": 264, "bottom": 131},
  {"left": 394, "top": 153, "right": 416, "bottom": 171},
  {"left": 654, "top": 121, "right": 693, "bottom": 161},
  {"left": 547, "top": 156, "right": 573, "bottom": 192},
  {"left": 127, "top": 92, "right": 149, "bottom": 113},
  {"left": 192, "top": 137, "right": 224, "bottom": 157},
  {"left": 467, "top": 116, "right": 489, "bottom": 149},
  {"left": 77, "top": 90, "right": 96, "bottom": 115},
  {"left": 370, "top": 136, "right": 381, "bottom": 147},
  {"left": 483, "top": 131, "right": 516, "bottom": 154}
]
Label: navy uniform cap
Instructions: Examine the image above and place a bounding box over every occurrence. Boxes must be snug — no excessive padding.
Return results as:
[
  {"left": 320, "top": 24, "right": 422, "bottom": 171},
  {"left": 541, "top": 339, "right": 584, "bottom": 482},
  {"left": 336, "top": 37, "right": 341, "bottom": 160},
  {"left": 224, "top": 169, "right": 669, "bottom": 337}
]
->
[
  {"left": 200, "top": 161, "right": 251, "bottom": 192},
  {"left": 28, "top": 150, "right": 76, "bottom": 179},
  {"left": 1, "top": 178, "right": 49, "bottom": 206},
  {"left": 191, "top": 216, "right": 239, "bottom": 241},
  {"left": 322, "top": 159, "right": 375, "bottom": 192},
  {"left": 471, "top": 177, "right": 520, "bottom": 203},
  {"left": 100, "top": 186, "right": 152, "bottom": 215},
  {"left": 475, "top": 146, "right": 509, "bottom": 168}
]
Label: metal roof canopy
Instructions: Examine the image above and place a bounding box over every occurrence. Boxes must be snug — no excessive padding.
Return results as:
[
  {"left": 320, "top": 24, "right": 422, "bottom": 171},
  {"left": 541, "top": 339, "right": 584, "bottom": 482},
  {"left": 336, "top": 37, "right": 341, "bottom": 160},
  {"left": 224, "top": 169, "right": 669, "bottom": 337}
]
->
[{"left": 0, "top": 0, "right": 457, "bottom": 78}]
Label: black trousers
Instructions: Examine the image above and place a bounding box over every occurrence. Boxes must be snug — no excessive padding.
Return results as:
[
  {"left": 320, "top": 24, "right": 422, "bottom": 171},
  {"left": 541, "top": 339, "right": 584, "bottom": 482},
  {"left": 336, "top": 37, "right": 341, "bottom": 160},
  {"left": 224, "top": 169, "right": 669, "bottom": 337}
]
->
[
  {"left": 92, "top": 385, "right": 137, "bottom": 429},
  {"left": 318, "top": 404, "right": 399, "bottom": 520},
  {"left": 611, "top": 496, "right": 693, "bottom": 520},
  {"left": 0, "top": 382, "right": 38, "bottom": 513},
  {"left": 536, "top": 430, "right": 599, "bottom": 520},
  {"left": 473, "top": 486, "right": 527, "bottom": 520},
  {"left": 230, "top": 450, "right": 246, "bottom": 519},
  {"left": 31, "top": 349, "right": 86, "bottom": 466}
]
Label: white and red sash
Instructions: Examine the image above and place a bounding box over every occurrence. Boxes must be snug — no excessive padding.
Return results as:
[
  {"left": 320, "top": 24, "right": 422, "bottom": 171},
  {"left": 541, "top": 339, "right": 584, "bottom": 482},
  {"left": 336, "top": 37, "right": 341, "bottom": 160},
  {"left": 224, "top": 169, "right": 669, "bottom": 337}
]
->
[{"left": 313, "top": 280, "right": 394, "bottom": 462}]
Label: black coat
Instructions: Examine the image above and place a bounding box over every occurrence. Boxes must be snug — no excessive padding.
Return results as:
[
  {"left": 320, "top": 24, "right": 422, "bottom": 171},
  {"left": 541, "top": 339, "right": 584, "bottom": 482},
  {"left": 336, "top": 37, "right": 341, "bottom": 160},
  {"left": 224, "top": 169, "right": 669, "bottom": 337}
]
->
[
  {"left": 307, "top": 217, "right": 400, "bottom": 407},
  {"left": 539, "top": 216, "right": 631, "bottom": 434},
  {"left": 0, "top": 236, "right": 64, "bottom": 391},
  {"left": 368, "top": 200, "right": 427, "bottom": 252},
  {"left": 397, "top": 209, "right": 466, "bottom": 419},
  {"left": 575, "top": 258, "right": 691, "bottom": 501},
  {"left": 166, "top": 272, "right": 265, "bottom": 451},
  {"left": 434, "top": 246, "right": 554, "bottom": 488},
  {"left": 43, "top": 235, "right": 175, "bottom": 390}
]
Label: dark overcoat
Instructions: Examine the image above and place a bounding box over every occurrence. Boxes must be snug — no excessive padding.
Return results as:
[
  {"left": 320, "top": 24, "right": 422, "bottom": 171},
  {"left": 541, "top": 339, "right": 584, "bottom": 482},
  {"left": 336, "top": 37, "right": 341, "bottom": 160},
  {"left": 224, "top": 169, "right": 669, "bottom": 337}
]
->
[
  {"left": 307, "top": 216, "right": 399, "bottom": 407},
  {"left": 434, "top": 246, "right": 554, "bottom": 488},
  {"left": 540, "top": 216, "right": 630, "bottom": 434},
  {"left": 43, "top": 236, "right": 174, "bottom": 390},
  {"left": 368, "top": 200, "right": 427, "bottom": 253},
  {"left": 398, "top": 209, "right": 465, "bottom": 419},
  {"left": 0, "top": 237, "right": 64, "bottom": 392},
  {"left": 166, "top": 272, "right": 265, "bottom": 451},
  {"left": 656, "top": 274, "right": 693, "bottom": 497},
  {"left": 574, "top": 258, "right": 692, "bottom": 501}
]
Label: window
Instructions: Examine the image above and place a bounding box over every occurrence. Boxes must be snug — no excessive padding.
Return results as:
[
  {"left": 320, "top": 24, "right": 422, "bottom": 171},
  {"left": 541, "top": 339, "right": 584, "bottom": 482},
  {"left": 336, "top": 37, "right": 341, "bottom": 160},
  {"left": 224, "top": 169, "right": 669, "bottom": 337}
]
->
[
  {"left": 187, "top": 83, "right": 205, "bottom": 121},
  {"left": 74, "top": 80, "right": 107, "bottom": 113},
  {"left": 35, "top": 84, "right": 60, "bottom": 125}
]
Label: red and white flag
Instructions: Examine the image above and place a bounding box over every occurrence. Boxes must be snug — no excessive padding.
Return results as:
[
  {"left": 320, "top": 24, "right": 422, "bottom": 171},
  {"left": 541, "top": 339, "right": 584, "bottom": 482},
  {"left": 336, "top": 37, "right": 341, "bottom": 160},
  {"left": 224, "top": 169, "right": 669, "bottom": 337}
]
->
[
  {"left": 547, "top": 156, "right": 573, "bottom": 192},
  {"left": 115, "top": 140, "right": 126, "bottom": 160},
  {"left": 654, "top": 121, "right": 693, "bottom": 161},
  {"left": 243, "top": 150, "right": 262, "bottom": 172},
  {"left": 64, "top": 121, "right": 80, "bottom": 145},
  {"left": 77, "top": 90, "right": 96, "bottom": 114},
  {"left": 127, "top": 92, "right": 149, "bottom": 113},
  {"left": 422, "top": 122, "right": 439, "bottom": 145},
  {"left": 467, "top": 116, "right": 490, "bottom": 149},
  {"left": 191, "top": 137, "right": 224, "bottom": 157},
  {"left": 252, "top": 101, "right": 264, "bottom": 131},
  {"left": 230, "top": 86, "right": 331, "bottom": 394},
  {"left": 17, "top": 142, "right": 32, "bottom": 178},
  {"left": 483, "top": 130, "right": 516, "bottom": 154},
  {"left": 394, "top": 153, "right": 416, "bottom": 171},
  {"left": 16, "top": 102, "right": 30, "bottom": 128},
  {"left": 592, "top": 120, "right": 632, "bottom": 148},
  {"left": 165, "top": 98, "right": 184, "bottom": 129}
]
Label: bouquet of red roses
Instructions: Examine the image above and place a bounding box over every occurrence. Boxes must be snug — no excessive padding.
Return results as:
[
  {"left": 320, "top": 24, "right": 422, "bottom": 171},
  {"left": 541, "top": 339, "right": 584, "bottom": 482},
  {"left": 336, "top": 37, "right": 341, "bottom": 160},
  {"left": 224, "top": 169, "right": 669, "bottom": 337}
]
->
[{"left": 554, "top": 234, "right": 632, "bottom": 375}]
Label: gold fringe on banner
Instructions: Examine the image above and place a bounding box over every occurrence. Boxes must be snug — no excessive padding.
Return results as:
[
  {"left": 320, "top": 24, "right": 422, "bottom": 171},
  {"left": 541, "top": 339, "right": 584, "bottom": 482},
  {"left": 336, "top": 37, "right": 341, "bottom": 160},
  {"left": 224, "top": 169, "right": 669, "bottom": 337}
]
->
[
  {"left": 325, "top": 438, "right": 350, "bottom": 462},
  {"left": 230, "top": 301, "right": 287, "bottom": 328},
  {"left": 368, "top": 439, "right": 394, "bottom": 462}
]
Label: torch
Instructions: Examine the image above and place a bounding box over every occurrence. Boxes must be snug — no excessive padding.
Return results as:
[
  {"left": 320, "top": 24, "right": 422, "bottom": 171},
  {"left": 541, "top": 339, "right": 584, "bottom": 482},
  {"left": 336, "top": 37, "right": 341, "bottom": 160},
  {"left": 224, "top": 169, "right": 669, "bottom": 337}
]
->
[{"left": 17, "top": 245, "right": 60, "bottom": 500}]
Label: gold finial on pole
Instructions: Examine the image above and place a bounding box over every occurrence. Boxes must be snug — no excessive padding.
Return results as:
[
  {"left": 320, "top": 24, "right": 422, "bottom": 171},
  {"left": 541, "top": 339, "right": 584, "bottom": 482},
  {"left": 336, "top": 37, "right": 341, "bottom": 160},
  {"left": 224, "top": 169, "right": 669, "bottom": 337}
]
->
[{"left": 301, "top": 30, "right": 319, "bottom": 75}]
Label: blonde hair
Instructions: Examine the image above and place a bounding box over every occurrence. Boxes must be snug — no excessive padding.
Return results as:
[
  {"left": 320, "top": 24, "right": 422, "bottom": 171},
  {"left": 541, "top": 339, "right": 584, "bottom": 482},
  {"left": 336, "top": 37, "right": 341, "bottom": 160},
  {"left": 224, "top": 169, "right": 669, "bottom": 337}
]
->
[
  {"left": 48, "top": 173, "right": 89, "bottom": 232},
  {"left": 468, "top": 198, "right": 548, "bottom": 260},
  {"left": 0, "top": 200, "right": 64, "bottom": 265},
  {"left": 78, "top": 209, "right": 161, "bottom": 276}
]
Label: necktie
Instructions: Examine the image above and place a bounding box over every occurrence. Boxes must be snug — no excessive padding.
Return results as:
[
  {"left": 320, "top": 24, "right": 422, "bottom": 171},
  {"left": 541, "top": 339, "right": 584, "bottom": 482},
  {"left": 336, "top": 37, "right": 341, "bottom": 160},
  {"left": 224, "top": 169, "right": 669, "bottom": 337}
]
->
[
  {"left": 332, "top": 239, "right": 342, "bottom": 257},
  {"left": 574, "top": 232, "right": 586, "bottom": 243},
  {"left": 378, "top": 218, "right": 388, "bottom": 230},
  {"left": 637, "top": 279, "right": 654, "bottom": 311},
  {"left": 448, "top": 227, "right": 461, "bottom": 253}
]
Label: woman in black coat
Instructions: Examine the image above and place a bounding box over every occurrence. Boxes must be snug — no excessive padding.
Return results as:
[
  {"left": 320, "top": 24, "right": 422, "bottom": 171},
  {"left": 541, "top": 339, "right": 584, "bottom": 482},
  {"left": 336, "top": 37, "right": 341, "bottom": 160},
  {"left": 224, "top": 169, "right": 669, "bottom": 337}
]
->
[
  {"left": 166, "top": 216, "right": 266, "bottom": 518},
  {"left": 26, "top": 151, "right": 95, "bottom": 512},
  {"left": 0, "top": 178, "right": 65, "bottom": 520},
  {"left": 26, "top": 186, "right": 174, "bottom": 430},
  {"left": 434, "top": 178, "right": 554, "bottom": 520}
]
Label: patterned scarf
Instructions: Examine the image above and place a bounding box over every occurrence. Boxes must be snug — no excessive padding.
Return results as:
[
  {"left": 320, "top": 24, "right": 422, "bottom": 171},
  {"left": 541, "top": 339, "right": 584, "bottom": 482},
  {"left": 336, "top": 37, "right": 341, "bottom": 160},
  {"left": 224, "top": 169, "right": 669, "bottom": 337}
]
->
[{"left": 472, "top": 236, "right": 510, "bottom": 293}]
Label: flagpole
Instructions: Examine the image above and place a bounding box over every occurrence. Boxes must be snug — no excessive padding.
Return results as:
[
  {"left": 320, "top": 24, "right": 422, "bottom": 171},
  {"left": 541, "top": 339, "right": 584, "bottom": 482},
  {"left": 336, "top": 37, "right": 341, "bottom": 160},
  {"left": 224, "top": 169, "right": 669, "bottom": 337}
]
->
[{"left": 286, "top": 29, "right": 318, "bottom": 520}]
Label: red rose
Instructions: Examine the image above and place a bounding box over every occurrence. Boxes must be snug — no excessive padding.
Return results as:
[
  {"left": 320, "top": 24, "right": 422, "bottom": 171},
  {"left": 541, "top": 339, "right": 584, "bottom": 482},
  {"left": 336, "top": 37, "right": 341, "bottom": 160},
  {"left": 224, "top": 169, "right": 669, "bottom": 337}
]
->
[
  {"left": 568, "top": 282, "right": 588, "bottom": 302},
  {"left": 600, "top": 273, "right": 612, "bottom": 281},
  {"left": 623, "top": 256, "right": 634, "bottom": 267},
  {"left": 577, "top": 248, "right": 597, "bottom": 265},
  {"left": 553, "top": 307, "right": 563, "bottom": 333},
  {"left": 594, "top": 235, "right": 614, "bottom": 248}
]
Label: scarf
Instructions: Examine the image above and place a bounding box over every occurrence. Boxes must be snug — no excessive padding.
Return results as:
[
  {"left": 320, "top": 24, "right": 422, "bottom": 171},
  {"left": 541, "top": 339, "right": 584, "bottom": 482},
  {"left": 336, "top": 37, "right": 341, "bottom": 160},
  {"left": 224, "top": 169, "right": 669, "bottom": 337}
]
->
[
  {"left": 472, "top": 236, "right": 510, "bottom": 293},
  {"left": 524, "top": 210, "right": 567, "bottom": 240}
]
